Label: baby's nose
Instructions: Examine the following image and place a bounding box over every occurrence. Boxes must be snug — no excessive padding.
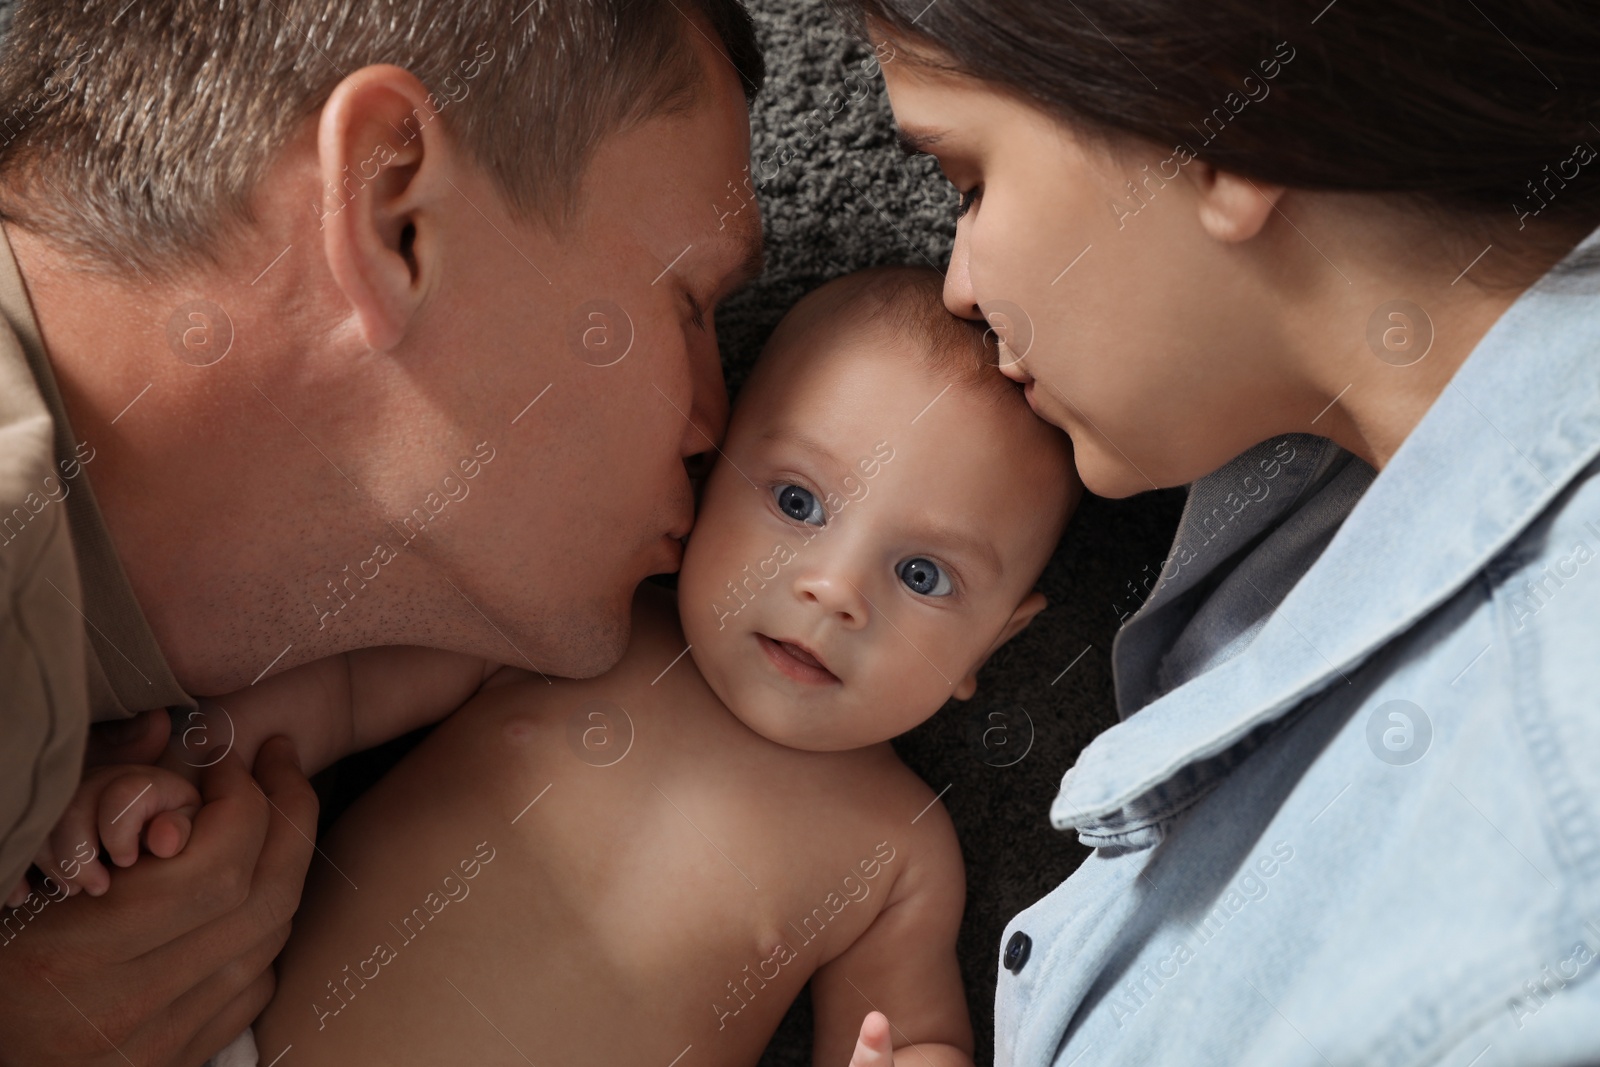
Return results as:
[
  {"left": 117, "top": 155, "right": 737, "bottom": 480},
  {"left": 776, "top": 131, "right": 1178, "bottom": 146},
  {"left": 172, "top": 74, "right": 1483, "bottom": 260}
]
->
[{"left": 792, "top": 570, "right": 870, "bottom": 628}]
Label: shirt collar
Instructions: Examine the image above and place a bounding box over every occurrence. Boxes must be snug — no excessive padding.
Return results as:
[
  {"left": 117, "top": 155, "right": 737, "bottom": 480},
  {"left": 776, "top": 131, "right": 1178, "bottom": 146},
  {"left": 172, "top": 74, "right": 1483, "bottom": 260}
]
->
[
  {"left": 0, "top": 221, "right": 193, "bottom": 720},
  {"left": 1054, "top": 223, "right": 1600, "bottom": 830},
  {"left": 1110, "top": 433, "right": 1358, "bottom": 717}
]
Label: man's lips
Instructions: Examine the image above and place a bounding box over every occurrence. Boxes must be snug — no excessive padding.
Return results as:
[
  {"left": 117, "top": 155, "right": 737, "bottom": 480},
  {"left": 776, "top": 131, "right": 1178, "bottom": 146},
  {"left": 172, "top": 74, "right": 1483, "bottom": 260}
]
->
[
  {"left": 652, "top": 533, "right": 684, "bottom": 572},
  {"left": 756, "top": 633, "right": 839, "bottom": 685},
  {"left": 659, "top": 504, "right": 694, "bottom": 561}
]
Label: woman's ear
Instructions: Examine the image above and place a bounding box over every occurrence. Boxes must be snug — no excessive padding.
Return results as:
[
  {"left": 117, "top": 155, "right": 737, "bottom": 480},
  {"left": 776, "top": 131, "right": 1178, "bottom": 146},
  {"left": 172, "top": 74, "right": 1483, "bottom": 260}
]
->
[
  {"left": 953, "top": 591, "right": 1048, "bottom": 701},
  {"left": 317, "top": 64, "right": 447, "bottom": 352},
  {"left": 1186, "top": 161, "right": 1282, "bottom": 243}
]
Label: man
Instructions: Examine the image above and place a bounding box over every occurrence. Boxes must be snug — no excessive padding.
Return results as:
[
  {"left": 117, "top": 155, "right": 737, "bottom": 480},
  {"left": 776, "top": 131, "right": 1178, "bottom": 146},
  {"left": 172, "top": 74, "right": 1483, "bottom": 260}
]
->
[{"left": 0, "top": 2, "right": 766, "bottom": 1064}]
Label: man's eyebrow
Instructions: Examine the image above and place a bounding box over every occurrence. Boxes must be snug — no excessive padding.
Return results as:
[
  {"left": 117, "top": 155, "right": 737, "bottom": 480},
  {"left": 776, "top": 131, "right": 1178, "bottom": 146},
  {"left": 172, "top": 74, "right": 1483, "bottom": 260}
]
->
[
  {"left": 730, "top": 230, "right": 766, "bottom": 290},
  {"left": 894, "top": 126, "right": 946, "bottom": 156}
]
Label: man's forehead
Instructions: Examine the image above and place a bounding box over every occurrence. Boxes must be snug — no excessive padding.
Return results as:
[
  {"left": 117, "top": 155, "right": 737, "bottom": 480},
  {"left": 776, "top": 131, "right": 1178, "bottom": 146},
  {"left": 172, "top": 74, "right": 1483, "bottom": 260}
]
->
[{"left": 628, "top": 206, "right": 763, "bottom": 289}]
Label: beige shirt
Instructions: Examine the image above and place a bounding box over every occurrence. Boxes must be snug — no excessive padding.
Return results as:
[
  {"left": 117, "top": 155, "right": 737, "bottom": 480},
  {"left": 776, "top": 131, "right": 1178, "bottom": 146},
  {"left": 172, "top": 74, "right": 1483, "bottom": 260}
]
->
[{"left": 0, "top": 221, "right": 192, "bottom": 893}]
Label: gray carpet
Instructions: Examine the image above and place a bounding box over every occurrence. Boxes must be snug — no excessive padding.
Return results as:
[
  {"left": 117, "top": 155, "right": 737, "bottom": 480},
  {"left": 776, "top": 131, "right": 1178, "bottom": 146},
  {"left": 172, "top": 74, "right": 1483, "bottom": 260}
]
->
[
  {"left": 725, "top": 4, "right": 1185, "bottom": 1062},
  {"left": 0, "top": 1, "right": 1186, "bottom": 1061}
]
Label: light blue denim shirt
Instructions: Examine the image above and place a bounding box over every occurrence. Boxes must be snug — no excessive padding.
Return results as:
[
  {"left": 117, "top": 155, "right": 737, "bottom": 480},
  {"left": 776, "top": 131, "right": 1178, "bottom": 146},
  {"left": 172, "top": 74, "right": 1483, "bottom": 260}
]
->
[{"left": 997, "top": 225, "right": 1600, "bottom": 1067}]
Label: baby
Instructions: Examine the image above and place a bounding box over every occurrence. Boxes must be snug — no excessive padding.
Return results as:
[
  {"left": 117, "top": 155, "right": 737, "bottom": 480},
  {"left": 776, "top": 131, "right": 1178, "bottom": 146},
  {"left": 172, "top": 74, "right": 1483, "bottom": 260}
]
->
[{"left": 33, "top": 265, "right": 1080, "bottom": 1066}]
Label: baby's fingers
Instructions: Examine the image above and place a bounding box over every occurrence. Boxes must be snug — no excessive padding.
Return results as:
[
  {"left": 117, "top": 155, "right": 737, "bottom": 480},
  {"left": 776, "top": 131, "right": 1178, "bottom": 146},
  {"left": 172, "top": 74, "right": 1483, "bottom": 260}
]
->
[
  {"left": 144, "top": 807, "right": 197, "bottom": 859},
  {"left": 43, "top": 796, "right": 110, "bottom": 897},
  {"left": 848, "top": 1012, "right": 895, "bottom": 1067},
  {"left": 97, "top": 771, "right": 201, "bottom": 868}
]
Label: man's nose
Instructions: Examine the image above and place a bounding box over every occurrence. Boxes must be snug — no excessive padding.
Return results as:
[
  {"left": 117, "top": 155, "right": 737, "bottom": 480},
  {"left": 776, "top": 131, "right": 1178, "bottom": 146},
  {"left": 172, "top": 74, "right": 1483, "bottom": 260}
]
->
[{"left": 680, "top": 328, "right": 730, "bottom": 459}]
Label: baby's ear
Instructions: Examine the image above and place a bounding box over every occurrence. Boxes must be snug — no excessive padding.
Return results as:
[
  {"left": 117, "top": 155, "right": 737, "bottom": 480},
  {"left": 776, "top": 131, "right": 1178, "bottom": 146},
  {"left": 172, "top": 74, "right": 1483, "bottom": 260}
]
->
[{"left": 953, "top": 592, "right": 1047, "bottom": 700}]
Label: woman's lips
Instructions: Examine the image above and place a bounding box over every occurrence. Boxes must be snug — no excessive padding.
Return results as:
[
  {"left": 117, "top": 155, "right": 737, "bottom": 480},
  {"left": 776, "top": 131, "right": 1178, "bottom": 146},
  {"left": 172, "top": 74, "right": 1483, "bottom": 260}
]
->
[
  {"left": 756, "top": 633, "right": 839, "bottom": 685},
  {"left": 1022, "top": 380, "right": 1063, "bottom": 427}
]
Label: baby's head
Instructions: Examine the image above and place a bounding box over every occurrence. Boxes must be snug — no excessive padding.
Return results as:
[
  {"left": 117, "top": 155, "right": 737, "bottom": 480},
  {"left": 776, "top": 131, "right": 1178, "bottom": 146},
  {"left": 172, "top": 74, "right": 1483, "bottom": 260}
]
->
[{"left": 679, "top": 266, "right": 1082, "bottom": 751}]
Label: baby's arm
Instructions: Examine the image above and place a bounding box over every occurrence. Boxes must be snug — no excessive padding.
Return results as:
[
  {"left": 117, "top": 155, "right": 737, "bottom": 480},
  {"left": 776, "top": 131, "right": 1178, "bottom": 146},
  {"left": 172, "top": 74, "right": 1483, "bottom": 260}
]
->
[
  {"left": 25, "top": 648, "right": 499, "bottom": 899},
  {"left": 811, "top": 802, "right": 975, "bottom": 1067},
  {"left": 179, "top": 647, "right": 499, "bottom": 776},
  {"left": 2, "top": 650, "right": 493, "bottom": 906}
]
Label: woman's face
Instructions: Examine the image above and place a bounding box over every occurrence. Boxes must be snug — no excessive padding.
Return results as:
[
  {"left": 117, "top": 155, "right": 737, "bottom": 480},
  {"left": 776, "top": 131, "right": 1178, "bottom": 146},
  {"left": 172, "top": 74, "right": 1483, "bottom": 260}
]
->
[{"left": 879, "top": 38, "right": 1301, "bottom": 497}]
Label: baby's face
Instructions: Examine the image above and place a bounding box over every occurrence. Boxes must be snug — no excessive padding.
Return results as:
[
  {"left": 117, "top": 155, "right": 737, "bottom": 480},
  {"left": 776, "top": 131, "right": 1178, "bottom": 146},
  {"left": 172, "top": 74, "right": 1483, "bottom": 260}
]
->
[{"left": 678, "top": 325, "right": 1068, "bottom": 751}]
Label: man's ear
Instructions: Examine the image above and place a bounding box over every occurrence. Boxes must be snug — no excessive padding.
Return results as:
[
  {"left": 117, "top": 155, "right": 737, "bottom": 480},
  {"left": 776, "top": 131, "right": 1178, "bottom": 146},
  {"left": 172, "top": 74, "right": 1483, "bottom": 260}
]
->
[
  {"left": 953, "top": 591, "right": 1048, "bottom": 701},
  {"left": 1185, "top": 161, "right": 1282, "bottom": 244},
  {"left": 317, "top": 65, "right": 446, "bottom": 352}
]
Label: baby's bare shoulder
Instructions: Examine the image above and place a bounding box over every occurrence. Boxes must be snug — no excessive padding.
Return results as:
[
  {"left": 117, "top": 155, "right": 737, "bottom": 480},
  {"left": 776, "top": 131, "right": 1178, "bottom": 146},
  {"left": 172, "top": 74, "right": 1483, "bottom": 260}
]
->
[
  {"left": 781, "top": 743, "right": 960, "bottom": 864},
  {"left": 816, "top": 741, "right": 944, "bottom": 809},
  {"left": 845, "top": 746, "right": 963, "bottom": 893}
]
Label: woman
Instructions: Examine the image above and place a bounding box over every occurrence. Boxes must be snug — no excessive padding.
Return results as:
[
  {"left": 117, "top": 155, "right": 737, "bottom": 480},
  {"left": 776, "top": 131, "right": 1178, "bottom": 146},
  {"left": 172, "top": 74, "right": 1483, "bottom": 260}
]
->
[{"left": 830, "top": 2, "right": 1600, "bottom": 1065}]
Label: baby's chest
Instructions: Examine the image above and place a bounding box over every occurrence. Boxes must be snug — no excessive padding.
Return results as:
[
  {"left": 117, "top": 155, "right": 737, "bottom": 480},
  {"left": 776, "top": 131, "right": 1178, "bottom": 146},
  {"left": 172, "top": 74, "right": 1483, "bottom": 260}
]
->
[
  {"left": 518, "top": 755, "right": 903, "bottom": 975},
  {"left": 556, "top": 809, "right": 900, "bottom": 1047}
]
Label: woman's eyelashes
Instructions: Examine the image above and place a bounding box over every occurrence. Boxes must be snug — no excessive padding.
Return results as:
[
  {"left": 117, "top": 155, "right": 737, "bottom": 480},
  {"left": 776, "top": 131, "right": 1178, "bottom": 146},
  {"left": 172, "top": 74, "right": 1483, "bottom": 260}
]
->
[
  {"left": 955, "top": 185, "right": 981, "bottom": 219},
  {"left": 774, "top": 483, "right": 826, "bottom": 526},
  {"left": 898, "top": 556, "right": 953, "bottom": 597}
]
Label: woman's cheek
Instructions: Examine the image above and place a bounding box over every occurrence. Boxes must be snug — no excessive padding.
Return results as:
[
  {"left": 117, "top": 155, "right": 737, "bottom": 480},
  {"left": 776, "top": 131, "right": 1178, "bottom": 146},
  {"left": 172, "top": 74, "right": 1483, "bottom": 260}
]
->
[
  {"left": 1031, "top": 304, "right": 1080, "bottom": 396},
  {"left": 990, "top": 198, "right": 1053, "bottom": 284}
]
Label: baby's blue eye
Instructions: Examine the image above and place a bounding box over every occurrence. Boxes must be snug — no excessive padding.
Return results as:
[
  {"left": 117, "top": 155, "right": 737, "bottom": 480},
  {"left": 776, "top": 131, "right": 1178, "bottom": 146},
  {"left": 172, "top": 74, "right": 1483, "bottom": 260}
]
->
[
  {"left": 775, "top": 484, "right": 826, "bottom": 526},
  {"left": 898, "top": 557, "right": 952, "bottom": 597}
]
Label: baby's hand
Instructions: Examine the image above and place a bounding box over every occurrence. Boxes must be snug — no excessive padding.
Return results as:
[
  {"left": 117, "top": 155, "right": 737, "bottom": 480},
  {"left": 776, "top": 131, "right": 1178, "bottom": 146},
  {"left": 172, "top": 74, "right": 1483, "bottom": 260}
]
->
[
  {"left": 848, "top": 1011, "right": 895, "bottom": 1066},
  {"left": 32, "top": 764, "right": 201, "bottom": 897}
]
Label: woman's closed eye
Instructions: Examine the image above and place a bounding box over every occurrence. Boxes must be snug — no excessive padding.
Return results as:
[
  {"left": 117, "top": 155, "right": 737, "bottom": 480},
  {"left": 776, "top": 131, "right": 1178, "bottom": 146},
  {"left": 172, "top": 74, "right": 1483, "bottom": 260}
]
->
[
  {"left": 955, "top": 185, "right": 981, "bottom": 219},
  {"left": 774, "top": 483, "right": 826, "bottom": 526},
  {"left": 898, "top": 556, "right": 953, "bottom": 597}
]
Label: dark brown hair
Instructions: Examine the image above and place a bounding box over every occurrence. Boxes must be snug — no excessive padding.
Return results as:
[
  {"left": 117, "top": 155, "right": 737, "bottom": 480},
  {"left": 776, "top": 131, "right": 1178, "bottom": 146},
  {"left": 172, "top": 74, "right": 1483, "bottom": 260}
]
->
[
  {"left": 830, "top": 0, "right": 1600, "bottom": 248},
  {"left": 0, "top": 0, "right": 764, "bottom": 278}
]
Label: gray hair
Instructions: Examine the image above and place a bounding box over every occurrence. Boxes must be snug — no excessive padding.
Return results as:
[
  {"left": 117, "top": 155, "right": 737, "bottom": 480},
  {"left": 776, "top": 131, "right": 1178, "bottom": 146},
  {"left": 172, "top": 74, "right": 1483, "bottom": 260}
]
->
[{"left": 0, "top": 0, "right": 764, "bottom": 278}]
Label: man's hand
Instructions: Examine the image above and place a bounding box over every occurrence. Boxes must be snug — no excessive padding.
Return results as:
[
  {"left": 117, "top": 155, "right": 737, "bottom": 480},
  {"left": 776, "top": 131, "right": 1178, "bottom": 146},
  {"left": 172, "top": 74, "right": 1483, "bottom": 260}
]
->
[{"left": 0, "top": 737, "right": 317, "bottom": 1067}]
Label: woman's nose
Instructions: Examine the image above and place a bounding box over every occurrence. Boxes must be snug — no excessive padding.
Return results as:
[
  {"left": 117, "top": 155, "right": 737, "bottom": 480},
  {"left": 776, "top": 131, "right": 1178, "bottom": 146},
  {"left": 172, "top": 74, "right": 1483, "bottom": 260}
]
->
[
  {"left": 943, "top": 224, "right": 1029, "bottom": 383},
  {"left": 942, "top": 221, "right": 981, "bottom": 324}
]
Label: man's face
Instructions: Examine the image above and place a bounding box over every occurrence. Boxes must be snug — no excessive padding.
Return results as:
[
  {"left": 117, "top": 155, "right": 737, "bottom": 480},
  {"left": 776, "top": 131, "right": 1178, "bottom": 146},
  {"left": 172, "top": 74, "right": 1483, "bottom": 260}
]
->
[{"left": 386, "top": 33, "right": 764, "bottom": 678}]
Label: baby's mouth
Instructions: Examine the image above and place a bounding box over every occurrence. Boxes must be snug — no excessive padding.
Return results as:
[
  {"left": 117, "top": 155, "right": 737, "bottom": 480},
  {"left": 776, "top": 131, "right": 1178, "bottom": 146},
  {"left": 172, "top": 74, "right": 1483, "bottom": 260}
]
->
[{"left": 756, "top": 633, "right": 840, "bottom": 685}]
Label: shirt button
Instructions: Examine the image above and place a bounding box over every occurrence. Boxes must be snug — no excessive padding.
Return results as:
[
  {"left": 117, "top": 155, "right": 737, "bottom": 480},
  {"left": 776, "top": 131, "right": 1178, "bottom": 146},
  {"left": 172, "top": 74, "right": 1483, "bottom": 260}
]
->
[{"left": 1003, "top": 930, "right": 1032, "bottom": 973}]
